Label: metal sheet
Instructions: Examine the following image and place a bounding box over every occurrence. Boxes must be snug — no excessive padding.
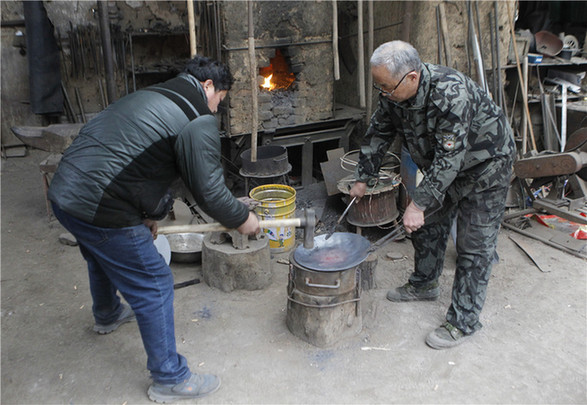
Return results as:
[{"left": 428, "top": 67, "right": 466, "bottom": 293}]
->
[{"left": 293, "top": 233, "right": 370, "bottom": 271}]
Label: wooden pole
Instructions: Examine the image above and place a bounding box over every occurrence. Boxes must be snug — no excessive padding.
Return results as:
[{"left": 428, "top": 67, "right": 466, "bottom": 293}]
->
[
  {"left": 506, "top": 1, "right": 537, "bottom": 152},
  {"left": 401, "top": 0, "right": 412, "bottom": 42},
  {"left": 521, "top": 55, "right": 528, "bottom": 154},
  {"left": 366, "top": 0, "right": 373, "bottom": 119},
  {"left": 357, "top": 0, "right": 366, "bottom": 109},
  {"left": 187, "top": 0, "right": 197, "bottom": 57},
  {"left": 438, "top": 2, "right": 452, "bottom": 68},
  {"left": 248, "top": 1, "right": 258, "bottom": 162},
  {"left": 332, "top": 0, "right": 340, "bottom": 81}
]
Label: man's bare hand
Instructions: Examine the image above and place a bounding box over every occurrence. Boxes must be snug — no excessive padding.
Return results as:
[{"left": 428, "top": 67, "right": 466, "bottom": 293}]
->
[
  {"left": 237, "top": 212, "right": 261, "bottom": 235},
  {"left": 349, "top": 181, "right": 367, "bottom": 201},
  {"left": 143, "top": 219, "right": 158, "bottom": 239},
  {"left": 402, "top": 201, "right": 425, "bottom": 234}
]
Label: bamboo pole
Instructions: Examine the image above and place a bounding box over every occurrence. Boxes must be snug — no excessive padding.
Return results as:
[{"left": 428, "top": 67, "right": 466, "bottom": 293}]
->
[
  {"left": 332, "top": 0, "right": 340, "bottom": 81},
  {"left": 187, "top": 0, "right": 197, "bottom": 57},
  {"left": 248, "top": 1, "right": 258, "bottom": 162}
]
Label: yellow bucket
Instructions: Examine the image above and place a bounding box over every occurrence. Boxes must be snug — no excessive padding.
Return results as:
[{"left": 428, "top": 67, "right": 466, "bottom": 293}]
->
[{"left": 250, "top": 184, "right": 296, "bottom": 253}]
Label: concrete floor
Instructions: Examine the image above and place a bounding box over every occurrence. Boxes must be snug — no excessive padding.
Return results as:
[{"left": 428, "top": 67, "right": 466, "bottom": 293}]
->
[{"left": 2, "top": 149, "right": 586, "bottom": 404}]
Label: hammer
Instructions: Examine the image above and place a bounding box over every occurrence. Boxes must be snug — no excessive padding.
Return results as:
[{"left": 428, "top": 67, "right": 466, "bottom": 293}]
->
[{"left": 158, "top": 208, "right": 316, "bottom": 249}]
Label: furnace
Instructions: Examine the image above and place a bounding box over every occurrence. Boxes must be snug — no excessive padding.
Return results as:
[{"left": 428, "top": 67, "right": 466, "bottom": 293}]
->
[{"left": 215, "top": 1, "right": 364, "bottom": 187}]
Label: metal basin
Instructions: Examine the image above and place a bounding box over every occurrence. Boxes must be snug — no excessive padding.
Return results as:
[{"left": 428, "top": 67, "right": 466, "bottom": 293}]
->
[{"left": 167, "top": 233, "right": 204, "bottom": 263}]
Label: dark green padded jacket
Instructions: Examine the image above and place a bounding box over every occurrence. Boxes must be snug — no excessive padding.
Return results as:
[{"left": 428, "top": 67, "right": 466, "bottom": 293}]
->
[{"left": 48, "top": 73, "right": 249, "bottom": 229}]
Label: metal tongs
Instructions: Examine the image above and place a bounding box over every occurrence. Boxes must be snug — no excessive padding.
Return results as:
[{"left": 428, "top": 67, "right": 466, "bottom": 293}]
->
[{"left": 324, "top": 196, "right": 357, "bottom": 240}]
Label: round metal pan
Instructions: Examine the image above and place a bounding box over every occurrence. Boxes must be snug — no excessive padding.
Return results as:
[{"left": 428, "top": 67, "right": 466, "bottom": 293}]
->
[
  {"left": 293, "top": 233, "right": 370, "bottom": 271},
  {"left": 167, "top": 233, "right": 204, "bottom": 263}
]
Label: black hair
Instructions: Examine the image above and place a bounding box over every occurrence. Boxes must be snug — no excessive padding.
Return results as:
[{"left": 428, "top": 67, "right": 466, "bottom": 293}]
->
[{"left": 184, "top": 55, "right": 234, "bottom": 91}]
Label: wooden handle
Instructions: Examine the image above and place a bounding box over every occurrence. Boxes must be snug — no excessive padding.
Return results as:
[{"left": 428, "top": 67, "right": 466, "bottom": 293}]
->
[{"left": 158, "top": 218, "right": 302, "bottom": 235}]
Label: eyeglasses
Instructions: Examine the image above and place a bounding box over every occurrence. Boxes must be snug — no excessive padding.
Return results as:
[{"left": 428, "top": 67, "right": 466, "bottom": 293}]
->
[{"left": 373, "top": 70, "right": 413, "bottom": 97}]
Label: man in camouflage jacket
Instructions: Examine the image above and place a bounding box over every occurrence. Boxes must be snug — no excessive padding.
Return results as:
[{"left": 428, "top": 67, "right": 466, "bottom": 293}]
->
[{"left": 350, "top": 41, "right": 516, "bottom": 349}]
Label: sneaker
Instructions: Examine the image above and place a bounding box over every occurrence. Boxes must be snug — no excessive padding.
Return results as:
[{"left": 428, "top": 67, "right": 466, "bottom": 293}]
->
[
  {"left": 386, "top": 282, "right": 439, "bottom": 302},
  {"left": 93, "top": 304, "right": 136, "bottom": 335},
  {"left": 147, "top": 373, "right": 221, "bottom": 403},
  {"left": 425, "top": 322, "right": 470, "bottom": 349}
]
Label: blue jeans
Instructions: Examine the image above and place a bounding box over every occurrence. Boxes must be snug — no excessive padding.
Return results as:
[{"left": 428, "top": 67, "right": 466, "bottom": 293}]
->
[{"left": 52, "top": 202, "right": 191, "bottom": 384}]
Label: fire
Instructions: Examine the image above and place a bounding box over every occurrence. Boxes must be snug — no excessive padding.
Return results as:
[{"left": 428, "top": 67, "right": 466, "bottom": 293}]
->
[
  {"left": 262, "top": 74, "right": 275, "bottom": 90},
  {"left": 258, "top": 49, "right": 295, "bottom": 91}
]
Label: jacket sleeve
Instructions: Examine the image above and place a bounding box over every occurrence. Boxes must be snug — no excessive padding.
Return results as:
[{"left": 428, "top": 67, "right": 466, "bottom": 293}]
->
[
  {"left": 410, "top": 96, "right": 472, "bottom": 211},
  {"left": 355, "top": 97, "right": 397, "bottom": 185},
  {"left": 175, "top": 115, "right": 249, "bottom": 229}
]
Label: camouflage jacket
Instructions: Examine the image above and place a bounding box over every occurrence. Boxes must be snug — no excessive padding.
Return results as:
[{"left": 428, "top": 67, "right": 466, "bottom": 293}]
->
[{"left": 356, "top": 63, "right": 516, "bottom": 210}]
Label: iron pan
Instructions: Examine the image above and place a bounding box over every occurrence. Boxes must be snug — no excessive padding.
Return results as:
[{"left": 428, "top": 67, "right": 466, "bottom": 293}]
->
[{"left": 293, "top": 232, "right": 370, "bottom": 272}]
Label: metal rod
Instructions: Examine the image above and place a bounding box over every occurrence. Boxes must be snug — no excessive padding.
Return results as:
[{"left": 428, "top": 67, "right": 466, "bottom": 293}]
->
[
  {"left": 436, "top": 6, "right": 443, "bottom": 65},
  {"left": 128, "top": 32, "right": 136, "bottom": 93},
  {"left": 74, "top": 87, "right": 86, "bottom": 124},
  {"left": 97, "top": 1, "right": 116, "bottom": 104},
  {"left": 369, "top": 206, "right": 442, "bottom": 252},
  {"left": 222, "top": 39, "right": 332, "bottom": 52},
  {"left": 501, "top": 222, "right": 587, "bottom": 260},
  {"left": 494, "top": 1, "right": 503, "bottom": 109},
  {"left": 489, "top": 11, "right": 498, "bottom": 102},
  {"left": 339, "top": 196, "right": 357, "bottom": 225},
  {"left": 61, "top": 83, "right": 77, "bottom": 123}
]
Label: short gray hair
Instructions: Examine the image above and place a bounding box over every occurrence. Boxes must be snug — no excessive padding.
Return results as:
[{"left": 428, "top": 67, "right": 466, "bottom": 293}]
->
[{"left": 370, "top": 41, "right": 422, "bottom": 79}]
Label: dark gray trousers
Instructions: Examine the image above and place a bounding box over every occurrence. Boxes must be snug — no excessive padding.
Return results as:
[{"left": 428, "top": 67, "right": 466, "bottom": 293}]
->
[{"left": 409, "top": 159, "right": 512, "bottom": 334}]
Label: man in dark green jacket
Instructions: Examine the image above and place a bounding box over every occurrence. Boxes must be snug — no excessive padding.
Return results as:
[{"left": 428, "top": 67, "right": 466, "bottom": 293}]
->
[
  {"left": 49, "top": 56, "right": 259, "bottom": 402},
  {"left": 351, "top": 41, "right": 515, "bottom": 349}
]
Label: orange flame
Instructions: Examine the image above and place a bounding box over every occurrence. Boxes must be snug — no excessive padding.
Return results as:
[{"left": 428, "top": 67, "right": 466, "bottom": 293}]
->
[{"left": 262, "top": 74, "right": 275, "bottom": 90}]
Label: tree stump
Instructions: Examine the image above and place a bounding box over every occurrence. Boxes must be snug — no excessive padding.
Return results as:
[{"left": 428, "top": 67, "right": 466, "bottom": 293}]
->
[
  {"left": 202, "top": 233, "right": 271, "bottom": 292},
  {"left": 359, "top": 253, "right": 378, "bottom": 290}
]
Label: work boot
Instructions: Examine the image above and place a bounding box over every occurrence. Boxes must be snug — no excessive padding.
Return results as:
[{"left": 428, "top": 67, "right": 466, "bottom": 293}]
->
[
  {"left": 386, "top": 282, "right": 439, "bottom": 302},
  {"left": 147, "top": 373, "right": 221, "bottom": 403},
  {"left": 425, "top": 322, "right": 471, "bottom": 350},
  {"left": 93, "top": 303, "right": 136, "bottom": 335}
]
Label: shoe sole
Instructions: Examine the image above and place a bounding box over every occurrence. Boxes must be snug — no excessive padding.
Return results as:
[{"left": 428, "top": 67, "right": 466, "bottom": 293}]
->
[
  {"left": 147, "top": 378, "right": 221, "bottom": 403},
  {"left": 425, "top": 332, "right": 470, "bottom": 350},
  {"left": 93, "top": 316, "right": 136, "bottom": 335},
  {"left": 386, "top": 293, "right": 439, "bottom": 302}
]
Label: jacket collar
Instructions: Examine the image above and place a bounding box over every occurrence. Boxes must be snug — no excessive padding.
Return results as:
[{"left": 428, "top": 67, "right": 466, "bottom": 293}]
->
[
  {"left": 390, "top": 63, "right": 431, "bottom": 110},
  {"left": 178, "top": 72, "right": 208, "bottom": 101}
]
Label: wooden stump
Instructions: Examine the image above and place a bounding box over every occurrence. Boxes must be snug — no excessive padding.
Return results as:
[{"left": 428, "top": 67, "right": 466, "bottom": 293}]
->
[
  {"left": 202, "top": 233, "right": 271, "bottom": 292},
  {"left": 359, "top": 253, "right": 378, "bottom": 290}
]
